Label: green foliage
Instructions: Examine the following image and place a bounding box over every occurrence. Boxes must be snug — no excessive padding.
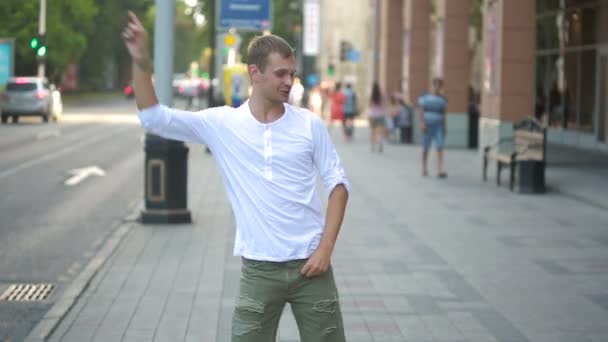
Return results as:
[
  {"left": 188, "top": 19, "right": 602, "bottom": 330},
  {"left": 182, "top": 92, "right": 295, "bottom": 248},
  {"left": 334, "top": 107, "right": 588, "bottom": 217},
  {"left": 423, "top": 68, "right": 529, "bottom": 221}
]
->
[
  {"left": 1, "top": 0, "right": 299, "bottom": 89},
  {"left": 0, "top": 0, "right": 98, "bottom": 81}
]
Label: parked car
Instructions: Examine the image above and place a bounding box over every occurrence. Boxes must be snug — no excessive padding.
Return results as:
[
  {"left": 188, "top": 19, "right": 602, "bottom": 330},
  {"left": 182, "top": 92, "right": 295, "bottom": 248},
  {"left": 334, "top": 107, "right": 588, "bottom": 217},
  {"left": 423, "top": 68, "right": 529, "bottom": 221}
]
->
[{"left": 1, "top": 77, "right": 61, "bottom": 123}]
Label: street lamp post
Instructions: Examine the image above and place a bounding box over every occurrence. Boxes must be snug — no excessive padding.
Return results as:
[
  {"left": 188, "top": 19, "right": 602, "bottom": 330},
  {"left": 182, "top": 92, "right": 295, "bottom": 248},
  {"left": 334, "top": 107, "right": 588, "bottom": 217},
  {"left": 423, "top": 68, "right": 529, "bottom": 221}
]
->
[
  {"left": 140, "top": 0, "right": 192, "bottom": 224},
  {"left": 207, "top": 0, "right": 217, "bottom": 107},
  {"left": 38, "top": 0, "right": 46, "bottom": 78}
]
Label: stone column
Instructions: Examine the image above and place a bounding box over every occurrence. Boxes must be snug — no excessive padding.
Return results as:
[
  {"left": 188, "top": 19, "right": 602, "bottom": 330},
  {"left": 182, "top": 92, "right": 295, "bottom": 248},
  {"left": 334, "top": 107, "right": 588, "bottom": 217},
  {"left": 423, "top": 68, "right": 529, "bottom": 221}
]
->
[
  {"left": 435, "top": 0, "right": 471, "bottom": 148},
  {"left": 378, "top": 0, "right": 404, "bottom": 95},
  {"left": 479, "top": 0, "right": 536, "bottom": 151},
  {"left": 402, "top": 0, "right": 430, "bottom": 143}
]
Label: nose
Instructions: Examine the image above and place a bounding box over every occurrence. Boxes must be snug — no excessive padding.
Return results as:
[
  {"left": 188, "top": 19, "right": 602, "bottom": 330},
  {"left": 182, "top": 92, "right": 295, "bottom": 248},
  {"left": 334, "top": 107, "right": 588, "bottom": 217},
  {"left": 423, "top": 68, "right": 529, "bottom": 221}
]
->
[{"left": 284, "top": 75, "right": 294, "bottom": 87}]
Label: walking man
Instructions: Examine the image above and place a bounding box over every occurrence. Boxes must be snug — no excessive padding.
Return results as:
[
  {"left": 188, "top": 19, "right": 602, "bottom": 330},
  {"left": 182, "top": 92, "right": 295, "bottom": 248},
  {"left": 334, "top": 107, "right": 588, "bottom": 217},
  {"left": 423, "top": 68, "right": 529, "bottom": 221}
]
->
[
  {"left": 123, "top": 12, "right": 350, "bottom": 341},
  {"left": 418, "top": 78, "right": 448, "bottom": 178}
]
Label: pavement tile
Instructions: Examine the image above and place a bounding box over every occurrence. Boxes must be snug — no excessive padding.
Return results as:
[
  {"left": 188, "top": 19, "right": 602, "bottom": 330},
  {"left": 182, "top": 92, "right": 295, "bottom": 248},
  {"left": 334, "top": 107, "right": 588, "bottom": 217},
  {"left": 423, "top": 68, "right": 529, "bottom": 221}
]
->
[{"left": 45, "top": 128, "right": 608, "bottom": 342}]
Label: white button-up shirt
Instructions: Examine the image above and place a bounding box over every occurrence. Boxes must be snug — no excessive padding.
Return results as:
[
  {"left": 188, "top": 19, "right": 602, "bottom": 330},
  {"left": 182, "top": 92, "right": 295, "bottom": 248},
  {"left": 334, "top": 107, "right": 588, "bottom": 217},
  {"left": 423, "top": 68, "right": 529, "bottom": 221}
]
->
[{"left": 138, "top": 101, "right": 350, "bottom": 261}]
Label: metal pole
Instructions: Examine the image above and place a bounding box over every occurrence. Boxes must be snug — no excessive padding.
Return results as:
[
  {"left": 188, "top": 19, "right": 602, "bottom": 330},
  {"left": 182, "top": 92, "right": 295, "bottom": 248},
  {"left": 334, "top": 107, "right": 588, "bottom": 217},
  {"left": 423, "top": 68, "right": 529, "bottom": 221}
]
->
[
  {"left": 154, "top": 0, "right": 175, "bottom": 106},
  {"left": 141, "top": 0, "right": 192, "bottom": 224},
  {"left": 37, "top": 0, "right": 46, "bottom": 78},
  {"left": 207, "top": 0, "right": 217, "bottom": 107}
]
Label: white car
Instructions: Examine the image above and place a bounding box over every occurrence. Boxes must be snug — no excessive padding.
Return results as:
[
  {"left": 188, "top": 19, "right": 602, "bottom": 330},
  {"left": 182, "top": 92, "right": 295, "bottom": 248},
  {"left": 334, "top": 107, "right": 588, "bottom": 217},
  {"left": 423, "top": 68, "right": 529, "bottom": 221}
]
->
[{"left": 1, "top": 77, "right": 62, "bottom": 124}]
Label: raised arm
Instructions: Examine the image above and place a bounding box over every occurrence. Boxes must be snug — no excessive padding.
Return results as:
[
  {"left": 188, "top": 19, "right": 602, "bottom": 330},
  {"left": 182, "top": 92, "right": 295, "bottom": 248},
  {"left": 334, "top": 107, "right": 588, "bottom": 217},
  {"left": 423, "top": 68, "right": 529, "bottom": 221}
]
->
[
  {"left": 122, "top": 11, "right": 158, "bottom": 110},
  {"left": 122, "top": 11, "right": 220, "bottom": 146}
]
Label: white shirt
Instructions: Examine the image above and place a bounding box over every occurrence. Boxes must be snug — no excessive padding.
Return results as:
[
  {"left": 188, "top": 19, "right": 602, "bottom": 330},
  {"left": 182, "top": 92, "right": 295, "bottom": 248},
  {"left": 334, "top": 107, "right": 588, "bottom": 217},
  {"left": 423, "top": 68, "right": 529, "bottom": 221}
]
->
[{"left": 138, "top": 100, "right": 351, "bottom": 261}]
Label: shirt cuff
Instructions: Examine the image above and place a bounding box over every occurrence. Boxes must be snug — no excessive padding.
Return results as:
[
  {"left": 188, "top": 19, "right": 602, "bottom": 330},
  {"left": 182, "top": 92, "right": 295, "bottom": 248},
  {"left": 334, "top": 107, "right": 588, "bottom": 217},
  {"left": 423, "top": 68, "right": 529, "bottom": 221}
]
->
[
  {"left": 326, "top": 177, "right": 351, "bottom": 198},
  {"left": 137, "top": 104, "right": 169, "bottom": 131}
]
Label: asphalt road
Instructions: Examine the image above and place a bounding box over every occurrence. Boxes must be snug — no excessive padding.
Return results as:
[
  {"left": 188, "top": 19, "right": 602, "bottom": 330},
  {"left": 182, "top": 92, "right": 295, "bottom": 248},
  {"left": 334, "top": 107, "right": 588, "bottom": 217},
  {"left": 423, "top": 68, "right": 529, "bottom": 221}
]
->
[{"left": 0, "top": 96, "right": 149, "bottom": 341}]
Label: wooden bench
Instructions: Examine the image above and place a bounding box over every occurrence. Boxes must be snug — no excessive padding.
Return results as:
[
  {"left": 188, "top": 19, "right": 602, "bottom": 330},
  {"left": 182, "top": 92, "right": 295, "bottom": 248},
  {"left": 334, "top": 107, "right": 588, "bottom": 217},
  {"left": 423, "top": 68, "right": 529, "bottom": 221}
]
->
[{"left": 483, "top": 118, "right": 546, "bottom": 191}]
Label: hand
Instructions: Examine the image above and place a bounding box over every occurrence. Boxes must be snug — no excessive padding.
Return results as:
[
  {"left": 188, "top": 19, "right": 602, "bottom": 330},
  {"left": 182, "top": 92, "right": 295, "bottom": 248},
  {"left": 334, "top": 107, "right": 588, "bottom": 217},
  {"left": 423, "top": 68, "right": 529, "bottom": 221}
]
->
[
  {"left": 122, "top": 11, "right": 150, "bottom": 64},
  {"left": 420, "top": 122, "right": 427, "bottom": 132},
  {"left": 300, "top": 248, "right": 331, "bottom": 278}
]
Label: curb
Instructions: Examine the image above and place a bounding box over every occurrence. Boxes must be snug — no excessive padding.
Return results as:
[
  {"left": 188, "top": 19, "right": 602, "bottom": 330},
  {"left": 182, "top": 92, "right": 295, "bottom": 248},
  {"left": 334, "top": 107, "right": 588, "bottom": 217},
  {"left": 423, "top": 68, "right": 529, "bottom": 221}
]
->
[{"left": 24, "top": 202, "right": 142, "bottom": 342}]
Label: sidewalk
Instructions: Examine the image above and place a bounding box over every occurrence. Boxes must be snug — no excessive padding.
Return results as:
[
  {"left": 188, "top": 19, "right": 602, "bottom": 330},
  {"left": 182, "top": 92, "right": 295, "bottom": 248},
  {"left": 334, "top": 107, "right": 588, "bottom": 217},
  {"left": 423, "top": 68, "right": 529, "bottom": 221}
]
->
[{"left": 42, "top": 127, "right": 608, "bottom": 342}]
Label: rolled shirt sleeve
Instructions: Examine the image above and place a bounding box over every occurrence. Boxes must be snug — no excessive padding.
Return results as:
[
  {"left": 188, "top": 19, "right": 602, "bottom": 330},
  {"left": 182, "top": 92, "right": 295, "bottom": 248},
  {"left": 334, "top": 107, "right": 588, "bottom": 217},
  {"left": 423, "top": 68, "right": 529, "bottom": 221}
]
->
[
  {"left": 138, "top": 104, "right": 218, "bottom": 145},
  {"left": 311, "top": 115, "right": 351, "bottom": 197}
]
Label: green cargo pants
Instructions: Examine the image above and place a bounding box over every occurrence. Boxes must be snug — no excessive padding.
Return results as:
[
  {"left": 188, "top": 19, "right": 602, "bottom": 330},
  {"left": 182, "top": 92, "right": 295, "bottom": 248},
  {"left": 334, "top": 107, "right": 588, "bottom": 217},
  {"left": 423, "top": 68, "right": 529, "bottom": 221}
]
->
[{"left": 231, "top": 258, "right": 346, "bottom": 342}]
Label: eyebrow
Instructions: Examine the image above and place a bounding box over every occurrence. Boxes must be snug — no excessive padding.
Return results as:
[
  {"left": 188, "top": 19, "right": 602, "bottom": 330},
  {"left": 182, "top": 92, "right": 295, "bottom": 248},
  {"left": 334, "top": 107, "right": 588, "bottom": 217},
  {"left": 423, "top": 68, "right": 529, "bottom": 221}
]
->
[{"left": 272, "top": 67, "right": 297, "bottom": 74}]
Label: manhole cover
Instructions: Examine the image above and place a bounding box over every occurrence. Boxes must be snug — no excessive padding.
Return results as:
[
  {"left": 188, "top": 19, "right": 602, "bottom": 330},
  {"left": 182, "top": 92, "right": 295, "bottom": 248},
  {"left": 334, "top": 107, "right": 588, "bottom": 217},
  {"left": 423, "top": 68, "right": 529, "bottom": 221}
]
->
[{"left": 0, "top": 284, "right": 54, "bottom": 301}]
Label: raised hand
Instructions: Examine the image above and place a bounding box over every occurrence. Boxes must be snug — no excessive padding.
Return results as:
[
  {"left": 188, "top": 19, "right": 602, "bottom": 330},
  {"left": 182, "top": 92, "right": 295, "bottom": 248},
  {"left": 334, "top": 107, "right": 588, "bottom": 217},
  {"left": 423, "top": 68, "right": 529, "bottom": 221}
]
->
[{"left": 122, "top": 11, "right": 150, "bottom": 69}]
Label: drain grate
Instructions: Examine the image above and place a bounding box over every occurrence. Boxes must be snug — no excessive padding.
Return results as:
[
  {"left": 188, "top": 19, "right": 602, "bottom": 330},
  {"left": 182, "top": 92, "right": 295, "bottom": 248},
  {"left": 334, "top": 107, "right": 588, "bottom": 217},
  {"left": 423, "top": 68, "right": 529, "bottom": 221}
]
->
[{"left": 0, "top": 284, "right": 54, "bottom": 301}]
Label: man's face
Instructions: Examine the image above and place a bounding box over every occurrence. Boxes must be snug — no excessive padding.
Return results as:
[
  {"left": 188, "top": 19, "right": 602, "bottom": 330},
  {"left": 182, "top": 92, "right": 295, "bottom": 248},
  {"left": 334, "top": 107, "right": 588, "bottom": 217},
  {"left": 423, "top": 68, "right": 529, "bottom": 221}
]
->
[
  {"left": 251, "top": 52, "right": 296, "bottom": 103},
  {"left": 433, "top": 80, "right": 443, "bottom": 93}
]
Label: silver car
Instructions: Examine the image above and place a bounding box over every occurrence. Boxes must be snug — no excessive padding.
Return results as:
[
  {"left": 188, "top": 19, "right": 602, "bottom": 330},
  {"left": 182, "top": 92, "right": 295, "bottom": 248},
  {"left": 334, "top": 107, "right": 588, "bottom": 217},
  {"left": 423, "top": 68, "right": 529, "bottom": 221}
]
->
[{"left": 1, "top": 77, "right": 57, "bottom": 124}]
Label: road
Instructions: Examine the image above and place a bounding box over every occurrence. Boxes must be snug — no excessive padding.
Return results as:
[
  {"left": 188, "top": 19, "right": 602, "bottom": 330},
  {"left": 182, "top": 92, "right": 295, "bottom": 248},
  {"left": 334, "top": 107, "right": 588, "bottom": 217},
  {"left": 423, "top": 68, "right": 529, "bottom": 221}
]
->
[{"left": 0, "top": 96, "right": 151, "bottom": 341}]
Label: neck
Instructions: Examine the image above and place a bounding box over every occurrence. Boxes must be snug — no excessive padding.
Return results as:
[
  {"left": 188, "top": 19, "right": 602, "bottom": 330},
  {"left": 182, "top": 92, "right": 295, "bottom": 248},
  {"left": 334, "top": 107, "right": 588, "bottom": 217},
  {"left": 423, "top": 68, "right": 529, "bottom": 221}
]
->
[{"left": 248, "top": 91, "right": 285, "bottom": 124}]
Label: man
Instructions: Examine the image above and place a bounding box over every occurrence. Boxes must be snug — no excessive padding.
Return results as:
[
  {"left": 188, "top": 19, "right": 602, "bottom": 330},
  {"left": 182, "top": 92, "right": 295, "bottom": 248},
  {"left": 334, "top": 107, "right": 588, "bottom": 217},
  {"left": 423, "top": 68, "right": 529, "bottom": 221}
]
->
[
  {"left": 418, "top": 78, "right": 448, "bottom": 178},
  {"left": 342, "top": 83, "right": 357, "bottom": 141},
  {"left": 123, "top": 12, "right": 350, "bottom": 341}
]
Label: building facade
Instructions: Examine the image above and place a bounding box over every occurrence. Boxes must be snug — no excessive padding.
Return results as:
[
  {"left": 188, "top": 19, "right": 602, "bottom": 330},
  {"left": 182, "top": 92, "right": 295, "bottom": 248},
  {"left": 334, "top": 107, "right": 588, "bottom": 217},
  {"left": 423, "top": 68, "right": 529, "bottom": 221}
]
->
[{"left": 373, "top": 0, "right": 608, "bottom": 153}]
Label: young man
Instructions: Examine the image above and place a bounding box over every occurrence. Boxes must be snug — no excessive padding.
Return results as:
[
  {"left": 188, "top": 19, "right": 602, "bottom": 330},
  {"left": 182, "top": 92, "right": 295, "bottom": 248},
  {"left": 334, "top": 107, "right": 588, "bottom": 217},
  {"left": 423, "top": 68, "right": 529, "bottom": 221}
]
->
[
  {"left": 418, "top": 78, "right": 448, "bottom": 178},
  {"left": 123, "top": 12, "right": 350, "bottom": 342}
]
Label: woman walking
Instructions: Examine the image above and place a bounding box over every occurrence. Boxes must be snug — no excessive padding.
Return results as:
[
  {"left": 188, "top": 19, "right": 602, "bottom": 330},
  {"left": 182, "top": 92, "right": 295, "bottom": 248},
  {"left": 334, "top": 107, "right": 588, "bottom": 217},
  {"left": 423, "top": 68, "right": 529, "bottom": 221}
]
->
[{"left": 368, "top": 82, "right": 386, "bottom": 153}]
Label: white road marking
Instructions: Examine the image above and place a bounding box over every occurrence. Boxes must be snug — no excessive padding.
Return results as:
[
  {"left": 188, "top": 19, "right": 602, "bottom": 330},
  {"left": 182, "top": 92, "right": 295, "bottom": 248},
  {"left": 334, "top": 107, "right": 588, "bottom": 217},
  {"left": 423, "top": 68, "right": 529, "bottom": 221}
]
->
[
  {"left": 0, "top": 127, "right": 127, "bottom": 180},
  {"left": 64, "top": 166, "right": 106, "bottom": 186},
  {"left": 36, "top": 130, "right": 61, "bottom": 140}
]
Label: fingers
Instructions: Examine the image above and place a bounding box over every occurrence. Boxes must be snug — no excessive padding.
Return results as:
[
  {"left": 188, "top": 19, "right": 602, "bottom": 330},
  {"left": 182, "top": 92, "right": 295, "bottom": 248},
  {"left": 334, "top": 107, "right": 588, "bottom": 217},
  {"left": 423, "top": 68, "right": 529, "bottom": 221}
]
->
[
  {"left": 300, "top": 262, "right": 326, "bottom": 278},
  {"left": 128, "top": 11, "right": 144, "bottom": 28},
  {"left": 300, "top": 262, "right": 311, "bottom": 277}
]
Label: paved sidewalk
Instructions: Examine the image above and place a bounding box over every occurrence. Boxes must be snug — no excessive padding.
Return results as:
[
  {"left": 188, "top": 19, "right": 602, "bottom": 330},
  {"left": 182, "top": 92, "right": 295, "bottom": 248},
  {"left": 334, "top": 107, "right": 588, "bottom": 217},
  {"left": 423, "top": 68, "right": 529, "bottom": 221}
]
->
[{"left": 45, "top": 127, "right": 608, "bottom": 342}]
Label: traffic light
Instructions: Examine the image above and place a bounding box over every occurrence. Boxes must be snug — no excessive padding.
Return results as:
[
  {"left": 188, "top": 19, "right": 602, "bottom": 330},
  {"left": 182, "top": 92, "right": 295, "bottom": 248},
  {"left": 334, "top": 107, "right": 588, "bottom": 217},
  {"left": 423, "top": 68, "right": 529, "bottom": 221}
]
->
[
  {"left": 339, "top": 40, "right": 352, "bottom": 62},
  {"left": 327, "top": 63, "right": 335, "bottom": 76},
  {"left": 30, "top": 34, "right": 47, "bottom": 59}
]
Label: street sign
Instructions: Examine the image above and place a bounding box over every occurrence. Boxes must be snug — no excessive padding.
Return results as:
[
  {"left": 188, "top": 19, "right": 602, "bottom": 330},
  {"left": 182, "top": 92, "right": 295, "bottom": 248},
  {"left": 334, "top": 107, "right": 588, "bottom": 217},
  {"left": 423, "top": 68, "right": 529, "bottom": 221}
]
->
[
  {"left": 303, "top": 0, "right": 320, "bottom": 56},
  {"left": 306, "top": 73, "right": 319, "bottom": 87},
  {"left": 219, "top": 0, "right": 272, "bottom": 31},
  {"left": 347, "top": 49, "right": 361, "bottom": 63},
  {"left": 0, "top": 39, "right": 14, "bottom": 88}
]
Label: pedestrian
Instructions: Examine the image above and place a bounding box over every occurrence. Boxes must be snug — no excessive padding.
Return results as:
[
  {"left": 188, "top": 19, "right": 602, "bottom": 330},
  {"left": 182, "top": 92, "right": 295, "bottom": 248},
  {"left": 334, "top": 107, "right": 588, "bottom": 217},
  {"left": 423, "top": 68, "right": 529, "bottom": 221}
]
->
[
  {"left": 342, "top": 83, "right": 357, "bottom": 141},
  {"left": 397, "top": 97, "right": 413, "bottom": 144},
  {"left": 417, "top": 77, "right": 448, "bottom": 178},
  {"left": 368, "top": 82, "right": 386, "bottom": 153},
  {"left": 308, "top": 85, "right": 323, "bottom": 117},
  {"left": 123, "top": 12, "right": 350, "bottom": 342},
  {"left": 288, "top": 76, "right": 304, "bottom": 107},
  {"left": 329, "top": 82, "right": 346, "bottom": 135}
]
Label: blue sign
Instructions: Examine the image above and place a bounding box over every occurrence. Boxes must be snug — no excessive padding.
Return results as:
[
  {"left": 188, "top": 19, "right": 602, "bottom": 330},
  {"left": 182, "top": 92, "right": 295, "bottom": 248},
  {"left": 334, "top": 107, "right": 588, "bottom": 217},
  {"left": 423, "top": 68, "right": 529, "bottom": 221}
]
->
[
  {"left": 219, "top": 0, "right": 272, "bottom": 31},
  {"left": 306, "top": 73, "right": 319, "bottom": 87},
  {"left": 0, "top": 40, "right": 13, "bottom": 87},
  {"left": 347, "top": 49, "right": 361, "bottom": 63}
]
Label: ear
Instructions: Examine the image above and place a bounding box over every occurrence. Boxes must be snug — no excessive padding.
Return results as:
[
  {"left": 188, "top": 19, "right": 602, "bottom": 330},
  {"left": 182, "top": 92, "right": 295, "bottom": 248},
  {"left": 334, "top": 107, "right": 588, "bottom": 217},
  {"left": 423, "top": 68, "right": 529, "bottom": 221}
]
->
[{"left": 248, "top": 64, "right": 259, "bottom": 82}]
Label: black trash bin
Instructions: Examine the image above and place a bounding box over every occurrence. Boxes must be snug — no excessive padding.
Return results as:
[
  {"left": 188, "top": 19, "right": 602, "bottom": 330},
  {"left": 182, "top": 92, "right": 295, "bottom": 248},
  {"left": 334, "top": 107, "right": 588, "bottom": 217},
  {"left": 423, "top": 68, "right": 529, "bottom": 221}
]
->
[
  {"left": 518, "top": 160, "right": 545, "bottom": 194},
  {"left": 140, "top": 134, "right": 192, "bottom": 224}
]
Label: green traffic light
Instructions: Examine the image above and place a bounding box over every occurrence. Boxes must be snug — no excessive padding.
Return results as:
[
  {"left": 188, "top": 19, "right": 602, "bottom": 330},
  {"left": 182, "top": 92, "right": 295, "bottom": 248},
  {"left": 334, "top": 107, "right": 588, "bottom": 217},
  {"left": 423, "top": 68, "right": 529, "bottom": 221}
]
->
[
  {"left": 30, "top": 37, "right": 39, "bottom": 49},
  {"left": 37, "top": 46, "right": 47, "bottom": 57}
]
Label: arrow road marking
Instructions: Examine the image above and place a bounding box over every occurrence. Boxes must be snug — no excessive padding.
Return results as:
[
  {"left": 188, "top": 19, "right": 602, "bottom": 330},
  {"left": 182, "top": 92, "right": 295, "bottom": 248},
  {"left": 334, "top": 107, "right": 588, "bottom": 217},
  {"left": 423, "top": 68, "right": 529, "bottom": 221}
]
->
[{"left": 64, "top": 166, "right": 106, "bottom": 186}]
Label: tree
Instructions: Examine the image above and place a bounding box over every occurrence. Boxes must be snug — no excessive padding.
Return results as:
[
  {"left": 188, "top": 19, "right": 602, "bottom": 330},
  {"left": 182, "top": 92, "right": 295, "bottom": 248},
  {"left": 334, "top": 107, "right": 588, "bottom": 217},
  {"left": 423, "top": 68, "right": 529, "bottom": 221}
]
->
[{"left": 0, "top": 0, "right": 98, "bottom": 82}]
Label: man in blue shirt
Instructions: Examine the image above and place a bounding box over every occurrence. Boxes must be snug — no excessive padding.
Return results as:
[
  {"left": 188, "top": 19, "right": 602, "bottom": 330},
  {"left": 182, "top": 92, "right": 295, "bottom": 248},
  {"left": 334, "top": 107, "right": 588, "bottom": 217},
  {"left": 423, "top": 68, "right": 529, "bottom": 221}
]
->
[
  {"left": 342, "top": 84, "right": 357, "bottom": 141},
  {"left": 418, "top": 78, "right": 448, "bottom": 178}
]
